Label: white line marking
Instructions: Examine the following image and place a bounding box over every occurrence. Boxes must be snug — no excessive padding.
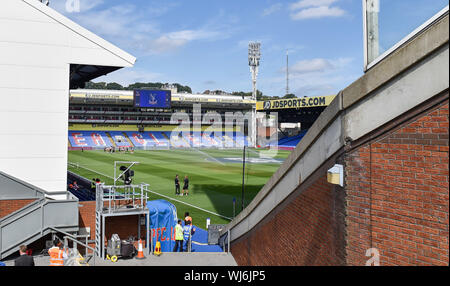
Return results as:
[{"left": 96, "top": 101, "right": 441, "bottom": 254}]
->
[
  {"left": 145, "top": 190, "right": 232, "bottom": 221},
  {"left": 68, "top": 162, "right": 232, "bottom": 221},
  {"left": 68, "top": 162, "right": 113, "bottom": 179},
  {"left": 192, "top": 148, "right": 225, "bottom": 166}
]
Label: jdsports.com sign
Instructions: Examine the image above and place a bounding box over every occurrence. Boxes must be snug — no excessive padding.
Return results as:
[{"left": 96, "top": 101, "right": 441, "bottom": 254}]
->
[{"left": 257, "top": 95, "right": 336, "bottom": 110}]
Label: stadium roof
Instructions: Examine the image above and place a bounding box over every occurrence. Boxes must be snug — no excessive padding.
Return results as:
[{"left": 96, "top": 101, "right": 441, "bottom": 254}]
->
[{"left": 23, "top": 0, "right": 137, "bottom": 88}]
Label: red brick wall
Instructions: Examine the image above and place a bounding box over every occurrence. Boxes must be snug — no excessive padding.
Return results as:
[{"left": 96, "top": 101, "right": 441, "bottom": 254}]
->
[
  {"left": 345, "top": 101, "right": 449, "bottom": 266},
  {"left": 78, "top": 201, "right": 96, "bottom": 240},
  {"left": 0, "top": 199, "right": 36, "bottom": 219},
  {"left": 231, "top": 175, "right": 345, "bottom": 266}
]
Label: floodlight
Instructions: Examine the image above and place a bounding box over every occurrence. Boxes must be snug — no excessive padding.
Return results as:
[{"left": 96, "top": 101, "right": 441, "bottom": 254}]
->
[{"left": 248, "top": 42, "right": 261, "bottom": 148}]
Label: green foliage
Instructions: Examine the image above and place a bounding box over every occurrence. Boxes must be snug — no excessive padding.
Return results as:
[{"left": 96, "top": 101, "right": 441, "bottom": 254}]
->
[
  {"left": 106, "top": 82, "right": 124, "bottom": 90},
  {"left": 84, "top": 81, "right": 192, "bottom": 93},
  {"left": 84, "top": 81, "right": 107, "bottom": 89}
]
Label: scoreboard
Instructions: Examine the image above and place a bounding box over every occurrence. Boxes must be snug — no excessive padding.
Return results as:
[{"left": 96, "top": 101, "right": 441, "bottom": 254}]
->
[{"left": 134, "top": 89, "right": 171, "bottom": 108}]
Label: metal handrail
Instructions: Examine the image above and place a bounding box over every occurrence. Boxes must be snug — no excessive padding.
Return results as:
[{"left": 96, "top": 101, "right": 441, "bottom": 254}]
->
[
  {"left": 98, "top": 183, "right": 149, "bottom": 214},
  {"left": 50, "top": 227, "right": 96, "bottom": 266},
  {"left": 1, "top": 198, "right": 79, "bottom": 259},
  {"left": 0, "top": 197, "right": 46, "bottom": 224},
  {"left": 0, "top": 194, "right": 77, "bottom": 226}
]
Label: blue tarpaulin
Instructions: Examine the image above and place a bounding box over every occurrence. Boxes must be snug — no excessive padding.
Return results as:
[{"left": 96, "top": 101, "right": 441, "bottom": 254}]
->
[
  {"left": 189, "top": 224, "right": 223, "bottom": 252},
  {"left": 146, "top": 199, "right": 224, "bottom": 253},
  {"left": 147, "top": 200, "right": 178, "bottom": 253}
]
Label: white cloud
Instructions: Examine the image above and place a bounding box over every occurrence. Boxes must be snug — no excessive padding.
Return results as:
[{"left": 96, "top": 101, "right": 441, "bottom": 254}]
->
[
  {"left": 135, "top": 28, "right": 227, "bottom": 55},
  {"left": 50, "top": 0, "right": 104, "bottom": 13},
  {"left": 290, "top": 58, "right": 334, "bottom": 74},
  {"left": 262, "top": 3, "right": 283, "bottom": 16},
  {"left": 73, "top": 4, "right": 143, "bottom": 37},
  {"left": 291, "top": 6, "right": 346, "bottom": 20},
  {"left": 94, "top": 68, "right": 164, "bottom": 87},
  {"left": 52, "top": 2, "right": 234, "bottom": 55},
  {"left": 290, "top": 0, "right": 338, "bottom": 10},
  {"left": 289, "top": 0, "right": 346, "bottom": 20},
  {"left": 285, "top": 57, "right": 352, "bottom": 74},
  {"left": 79, "top": 0, "right": 104, "bottom": 12},
  {"left": 269, "top": 57, "right": 354, "bottom": 97}
]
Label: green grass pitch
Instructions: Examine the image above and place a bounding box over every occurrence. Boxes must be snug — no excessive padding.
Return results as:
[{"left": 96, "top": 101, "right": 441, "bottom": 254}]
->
[{"left": 68, "top": 148, "right": 291, "bottom": 227}]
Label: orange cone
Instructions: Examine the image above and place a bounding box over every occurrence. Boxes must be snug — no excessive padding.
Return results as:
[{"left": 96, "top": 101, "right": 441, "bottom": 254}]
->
[{"left": 136, "top": 239, "right": 146, "bottom": 260}]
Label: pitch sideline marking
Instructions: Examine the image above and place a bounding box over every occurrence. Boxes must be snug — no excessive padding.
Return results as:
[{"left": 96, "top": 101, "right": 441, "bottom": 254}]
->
[
  {"left": 191, "top": 148, "right": 226, "bottom": 166},
  {"left": 145, "top": 189, "right": 232, "bottom": 220},
  {"left": 68, "top": 161, "right": 232, "bottom": 221},
  {"left": 68, "top": 162, "right": 112, "bottom": 180}
]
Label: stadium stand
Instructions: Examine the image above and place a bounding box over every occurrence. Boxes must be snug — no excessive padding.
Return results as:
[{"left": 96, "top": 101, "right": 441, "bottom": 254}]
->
[
  {"left": 108, "top": 131, "right": 133, "bottom": 147},
  {"left": 267, "top": 129, "right": 308, "bottom": 150},
  {"left": 68, "top": 87, "right": 254, "bottom": 150},
  {"left": 67, "top": 171, "right": 96, "bottom": 201},
  {"left": 69, "top": 131, "right": 113, "bottom": 148},
  {"left": 69, "top": 130, "right": 250, "bottom": 149}
]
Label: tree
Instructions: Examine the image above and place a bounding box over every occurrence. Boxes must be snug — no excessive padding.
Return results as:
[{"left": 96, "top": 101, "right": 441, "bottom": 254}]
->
[
  {"left": 126, "top": 82, "right": 164, "bottom": 90},
  {"left": 231, "top": 90, "right": 264, "bottom": 99},
  {"left": 84, "top": 81, "right": 107, "bottom": 89},
  {"left": 174, "top": 83, "right": 192, "bottom": 93},
  {"left": 283, "top": 93, "right": 296, "bottom": 99},
  {"left": 106, "top": 82, "right": 124, "bottom": 90}
]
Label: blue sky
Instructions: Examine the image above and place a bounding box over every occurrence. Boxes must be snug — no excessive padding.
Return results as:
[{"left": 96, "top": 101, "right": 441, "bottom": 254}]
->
[{"left": 51, "top": 0, "right": 448, "bottom": 97}]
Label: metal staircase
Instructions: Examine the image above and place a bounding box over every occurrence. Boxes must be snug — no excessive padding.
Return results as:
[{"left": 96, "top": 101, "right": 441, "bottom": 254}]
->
[{"left": 0, "top": 171, "right": 79, "bottom": 260}]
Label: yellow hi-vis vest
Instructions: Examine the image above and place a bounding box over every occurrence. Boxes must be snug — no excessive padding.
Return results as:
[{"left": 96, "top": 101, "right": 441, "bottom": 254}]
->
[{"left": 175, "top": 224, "right": 184, "bottom": 240}]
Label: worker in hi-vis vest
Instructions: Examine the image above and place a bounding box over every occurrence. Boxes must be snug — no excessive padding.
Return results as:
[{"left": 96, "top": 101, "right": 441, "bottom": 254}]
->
[
  {"left": 183, "top": 220, "right": 196, "bottom": 252},
  {"left": 48, "top": 239, "right": 68, "bottom": 266},
  {"left": 173, "top": 220, "right": 184, "bottom": 252}
]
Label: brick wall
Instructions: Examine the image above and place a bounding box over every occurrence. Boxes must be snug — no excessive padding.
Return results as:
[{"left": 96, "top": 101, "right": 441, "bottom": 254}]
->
[
  {"left": 231, "top": 175, "right": 345, "bottom": 266},
  {"left": 0, "top": 199, "right": 36, "bottom": 219},
  {"left": 345, "top": 100, "right": 449, "bottom": 266},
  {"left": 230, "top": 97, "right": 448, "bottom": 266}
]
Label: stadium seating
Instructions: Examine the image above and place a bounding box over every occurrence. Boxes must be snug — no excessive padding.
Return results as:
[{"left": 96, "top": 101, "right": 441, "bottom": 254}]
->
[
  {"left": 233, "top": 132, "right": 249, "bottom": 147},
  {"left": 152, "top": 131, "right": 171, "bottom": 147},
  {"left": 67, "top": 184, "right": 96, "bottom": 201},
  {"left": 269, "top": 130, "right": 308, "bottom": 149},
  {"left": 126, "top": 132, "right": 147, "bottom": 147},
  {"left": 69, "top": 130, "right": 250, "bottom": 149},
  {"left": 108, "top": 131, "right": 132, "bottom": 147},
  {"left": 164, "top": 131, "right": 190, "bottom": 148},
  {"left": 69, "top": 131, "right": 113, "bottom": 148}
]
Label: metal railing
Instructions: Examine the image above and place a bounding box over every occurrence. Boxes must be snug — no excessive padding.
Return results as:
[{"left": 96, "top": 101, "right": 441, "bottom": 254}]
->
[
  {"left": 97, "top": 183, "right": 149, "bottom": 214},
  {"left": 0, "top": 197, "right": 79, "bottom": 259},
  {"left": 0, "top": 171, "right": 79, "bottom": 259},
  {"left": 49, "top": 227, "right": 96, "bottom": 266}
]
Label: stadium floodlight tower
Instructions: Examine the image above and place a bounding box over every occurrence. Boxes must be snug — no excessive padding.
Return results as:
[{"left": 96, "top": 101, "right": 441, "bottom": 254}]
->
[{"left": 248, "top": 42, "right": 261, "bottom": 148}]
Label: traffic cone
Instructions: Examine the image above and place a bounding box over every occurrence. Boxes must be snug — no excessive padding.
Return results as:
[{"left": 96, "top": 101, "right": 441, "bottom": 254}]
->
[
  {"left": 136, "top": 239, "right": 146, "bottom": 260},
  {"left": 154, "top": 241, "right": 162, "bottom": 256}
]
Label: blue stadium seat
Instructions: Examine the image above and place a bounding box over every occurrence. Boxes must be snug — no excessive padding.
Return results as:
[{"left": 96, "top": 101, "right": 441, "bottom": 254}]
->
[{"left": 69, "top": 131, "right": 113, "bottom": 148}]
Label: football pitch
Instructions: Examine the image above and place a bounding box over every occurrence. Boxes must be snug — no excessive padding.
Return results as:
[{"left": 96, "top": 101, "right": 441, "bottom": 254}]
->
[{"left": 68, "top": 148, "right": 292, "bottom": 227}]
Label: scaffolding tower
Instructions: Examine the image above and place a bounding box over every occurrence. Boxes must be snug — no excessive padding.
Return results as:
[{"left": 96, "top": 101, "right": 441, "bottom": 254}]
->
[{"left": 95, "top": 183, "right": 151, "bottom": 259}]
